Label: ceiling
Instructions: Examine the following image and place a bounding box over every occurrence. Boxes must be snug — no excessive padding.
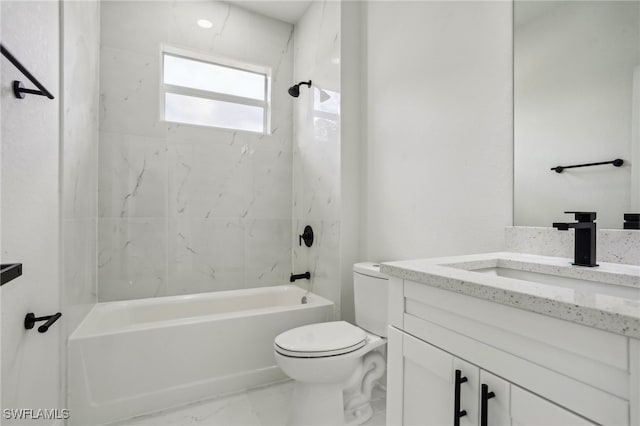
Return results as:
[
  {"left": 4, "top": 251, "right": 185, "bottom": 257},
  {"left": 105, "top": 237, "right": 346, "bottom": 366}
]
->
[{"left": 232, "top": 1, "right": 313, "bottom": 24}]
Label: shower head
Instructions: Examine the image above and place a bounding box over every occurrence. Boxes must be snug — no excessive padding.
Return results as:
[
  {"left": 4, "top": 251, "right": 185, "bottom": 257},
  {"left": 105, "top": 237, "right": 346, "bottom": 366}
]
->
[
  {"left": 288, "top": 85, "right": 300, "bottom": 97},
  {"left": 288, "top": 80, "right": 312, "bottom": 97}
]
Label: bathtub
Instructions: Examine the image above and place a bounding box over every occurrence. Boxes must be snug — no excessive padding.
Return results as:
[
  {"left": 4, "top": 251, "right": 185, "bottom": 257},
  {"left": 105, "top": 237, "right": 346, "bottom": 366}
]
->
[{"left": 68, "top": 285, "right": 334, "bottom": 426}]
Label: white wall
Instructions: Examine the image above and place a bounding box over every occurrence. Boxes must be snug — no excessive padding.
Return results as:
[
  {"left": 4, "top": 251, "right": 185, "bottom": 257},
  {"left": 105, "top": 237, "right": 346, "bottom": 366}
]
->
[
  {"left": 1, "top": 0, "right": 61, "bottom": 421},
  {"left": 338, "top": 1, "right": 363, "bottom": 324},
  {"left": 514, "top": 1, "right": 638, "bottom": 230},
  {"left": 308, "top": 1, "right": 513, "bottom": 319},
  {"left": 363, "top": 1, "right": 513, "bottom": 262},
  {"left": 98, "top": 1, "right": 293, "bottom": 301},
  {"left": 292, "top": 0, "right": 342, "bottom": 317}
]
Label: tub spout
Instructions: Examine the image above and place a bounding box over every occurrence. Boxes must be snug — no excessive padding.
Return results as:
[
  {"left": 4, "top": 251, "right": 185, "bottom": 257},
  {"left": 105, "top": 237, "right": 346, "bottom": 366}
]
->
[{"left": 290, "top": 272, "right": 311, "bottom": 282}]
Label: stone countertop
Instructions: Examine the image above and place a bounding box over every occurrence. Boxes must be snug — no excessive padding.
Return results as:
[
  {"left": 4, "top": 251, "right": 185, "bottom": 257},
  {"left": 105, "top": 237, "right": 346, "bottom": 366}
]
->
[{"left": 381, "top": 252, "right": 640, "bottom": 339}]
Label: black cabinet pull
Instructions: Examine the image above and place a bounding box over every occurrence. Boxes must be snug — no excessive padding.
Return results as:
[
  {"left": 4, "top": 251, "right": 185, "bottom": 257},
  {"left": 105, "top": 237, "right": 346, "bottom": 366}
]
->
[
  {"left": 480, "top": 384, "right": 495, "bottom": 426},
  {"left": 454, "top": 369, "right": 468, "bottom": 426}
]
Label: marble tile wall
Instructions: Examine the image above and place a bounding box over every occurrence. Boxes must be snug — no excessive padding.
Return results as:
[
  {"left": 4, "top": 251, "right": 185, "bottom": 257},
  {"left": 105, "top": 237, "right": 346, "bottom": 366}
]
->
[
  {"left": 98, "top": 1, "right": 294, "bottom": 301},
  {"left": 292, "top": 0, "right": 342, "bottom": 318},
  {"left": 62, "top": 0, "right": 100, "bottom": 344},
  {"left": 61, "top": 0, "right": 101, "bottom": 412},
  {"left": 505, "top": 226, "right": 640, "bottom": 266}
]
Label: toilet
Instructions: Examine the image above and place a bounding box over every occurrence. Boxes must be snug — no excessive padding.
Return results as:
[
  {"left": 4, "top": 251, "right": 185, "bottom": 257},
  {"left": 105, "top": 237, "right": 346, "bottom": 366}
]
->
[{"left": 274, "top": 262, "right": 388, "bottom": 426}]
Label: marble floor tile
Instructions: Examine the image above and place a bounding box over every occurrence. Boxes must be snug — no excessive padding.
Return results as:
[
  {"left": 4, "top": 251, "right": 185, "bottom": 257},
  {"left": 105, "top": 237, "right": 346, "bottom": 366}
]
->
[{"left": 107, "top": 380, "right": 386, "bottom": 426}]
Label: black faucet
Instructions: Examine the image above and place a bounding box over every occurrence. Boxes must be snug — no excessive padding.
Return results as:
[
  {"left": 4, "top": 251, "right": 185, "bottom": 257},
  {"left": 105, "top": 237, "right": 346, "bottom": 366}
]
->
[{"left": 552, "top": 211, "right": 598, "bottom": 267}]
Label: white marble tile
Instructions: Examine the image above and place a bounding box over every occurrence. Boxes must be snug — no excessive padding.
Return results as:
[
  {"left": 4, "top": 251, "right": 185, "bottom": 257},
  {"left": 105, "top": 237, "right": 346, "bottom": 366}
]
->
[
  {"left": 98, "top": 0, "right": 296, "bottom": 302},
  {"left": 107, "top": 380, "right": 386, "bottom": 426},
  {"left": 62, "top": 0, "right": 100, "bottom": 338},
  {"left": 100, "top": 1, "right": 169, "bottom": 56},
  {"left": 244, "top": 219, "right": 292, "bottom": 287},
  {"left": 292, "top": 219, "right": 342, "bottom": 319},
  {"left": 257, "top": 116, "right": 295, "bottom": 153},
  {"left": 63, "top": 134, "right": 98, "bottom": 219},
  {"left": 166, "top": 1, "right": 236, "bottom": 58},
  {"left": 291, "top": 0, "right": 343, "bottom": 318},
  {"left": 245, "top": 381, "right": 294, "bottom": 426},
  {"left": 168, "top": 139, "right": 252, "bottom": 219},
  {"left": 310, "top": 220, "right": 342, "bottom": 319},
  {"left": 167, "top": 123, "right": 248, "bottom": 146},
  {"left": 248, "top": 149, "right": 292, "bottom": 220},
  {"left": 167, "top": 1, "right": 293, "bottom": 75},
  {"left": 99, "top": 46, "right": 167, "bottom": 138},
  {"left": 293, "top": 136, "right": 340, "bottom": 221},
  {"left": 63, "top": 218, "right": 98, "bottom": 325},
  {"left": 167, "top": 217, "right": 245, "bottom": 295},
  {"left": 291, "top": 219, "right": 310, "bottom": 285},
  {"left": 98, "top": 218, "right": 168, "bottom": 301},
  {"left": 110, "top": 392, "right": 261, "bottom": 426},
  {"left": 63, "top": 1, "right": 99, "bottom": 220},
  {"left": 99, "top": 132, "right": 168, "bottom": 218}
]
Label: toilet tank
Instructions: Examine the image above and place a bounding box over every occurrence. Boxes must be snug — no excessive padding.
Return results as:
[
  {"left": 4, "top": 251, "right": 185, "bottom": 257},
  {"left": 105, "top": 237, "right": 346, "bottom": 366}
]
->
[{"left": 353, "top": 262, "right": 389, "bottom": 337}]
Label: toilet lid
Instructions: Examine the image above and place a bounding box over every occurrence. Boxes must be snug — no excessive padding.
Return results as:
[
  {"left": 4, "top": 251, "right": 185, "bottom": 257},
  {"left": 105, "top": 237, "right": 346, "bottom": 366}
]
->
[{"left": 274, "top": 321, "right": 367, "bottom": 358}]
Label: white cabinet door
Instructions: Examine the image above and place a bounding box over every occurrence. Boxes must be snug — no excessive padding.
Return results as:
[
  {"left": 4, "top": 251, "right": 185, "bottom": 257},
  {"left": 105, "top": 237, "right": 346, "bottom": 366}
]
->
[
  {"left": 387, "top": 327, "right": 598, "bottom": 426},
  {"left": 510, "top": 385, "right": 597, "bottom": 426},
  {"left": 387, "top": 328, "right": 479, "bottom": 426},
  {"left": 479, "top": 370, "right": 510, "bottom": 426}
]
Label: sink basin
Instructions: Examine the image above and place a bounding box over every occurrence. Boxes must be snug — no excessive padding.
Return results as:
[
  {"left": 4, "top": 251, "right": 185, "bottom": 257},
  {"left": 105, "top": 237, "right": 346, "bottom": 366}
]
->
[{"left": 471, "top": 265, "right": 639, "bottom": 300}]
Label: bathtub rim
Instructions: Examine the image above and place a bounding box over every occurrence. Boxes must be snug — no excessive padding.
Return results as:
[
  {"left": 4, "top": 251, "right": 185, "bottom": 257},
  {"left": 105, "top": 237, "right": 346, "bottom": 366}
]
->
[{"left": 70, "top": 285, "right": 333, "bottom": 340}]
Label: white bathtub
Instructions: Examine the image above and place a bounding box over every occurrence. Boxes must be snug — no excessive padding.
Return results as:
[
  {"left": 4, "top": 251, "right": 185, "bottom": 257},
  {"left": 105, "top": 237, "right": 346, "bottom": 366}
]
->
[{"left": 68, "top": 285, "right": 333, "bottom": 426}]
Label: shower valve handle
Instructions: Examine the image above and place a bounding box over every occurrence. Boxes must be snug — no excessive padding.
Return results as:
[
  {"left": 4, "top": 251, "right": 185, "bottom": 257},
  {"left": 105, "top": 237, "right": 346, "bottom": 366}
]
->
[{"left": 299, "top": 225, "right": 314, "bottom": 247}]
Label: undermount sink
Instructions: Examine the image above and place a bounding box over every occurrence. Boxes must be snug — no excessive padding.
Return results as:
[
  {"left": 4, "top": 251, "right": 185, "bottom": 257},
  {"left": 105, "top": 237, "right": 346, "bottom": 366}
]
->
[{"left": 470, "top": 265, "right": 640, "bottom": 300}]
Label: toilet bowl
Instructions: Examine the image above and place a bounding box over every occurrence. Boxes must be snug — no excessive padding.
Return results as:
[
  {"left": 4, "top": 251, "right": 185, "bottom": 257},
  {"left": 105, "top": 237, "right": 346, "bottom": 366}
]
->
[
  {"left": 274, "top": 321, "right": 386, "bottom": 426},
  {"left": 274, "top": 262, "right": 389, "bottom": 426}
]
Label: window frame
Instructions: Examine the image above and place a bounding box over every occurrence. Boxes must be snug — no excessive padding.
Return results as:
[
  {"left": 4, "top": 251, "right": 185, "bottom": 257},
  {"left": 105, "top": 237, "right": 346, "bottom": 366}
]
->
[{"left": 159, "top": 45, "right": 272, "bottom": 134}]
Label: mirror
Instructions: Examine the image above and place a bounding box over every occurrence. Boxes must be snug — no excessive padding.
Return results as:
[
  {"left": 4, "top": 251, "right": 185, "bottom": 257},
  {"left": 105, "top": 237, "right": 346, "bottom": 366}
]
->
[{"left": 514, "top": 1, "right": 640, "bottom": 229}]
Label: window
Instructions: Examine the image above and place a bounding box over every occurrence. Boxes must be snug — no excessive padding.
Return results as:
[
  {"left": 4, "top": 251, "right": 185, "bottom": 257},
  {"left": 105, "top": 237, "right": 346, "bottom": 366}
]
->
[{"left": 161, "top": 47, "right": 270, "bottom": 133}]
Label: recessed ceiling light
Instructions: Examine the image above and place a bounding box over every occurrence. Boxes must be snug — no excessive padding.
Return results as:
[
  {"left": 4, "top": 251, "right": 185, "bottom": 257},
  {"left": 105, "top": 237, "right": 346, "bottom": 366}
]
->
[{"left": 197, "top": 19, "right": 213, "bottom": 29}]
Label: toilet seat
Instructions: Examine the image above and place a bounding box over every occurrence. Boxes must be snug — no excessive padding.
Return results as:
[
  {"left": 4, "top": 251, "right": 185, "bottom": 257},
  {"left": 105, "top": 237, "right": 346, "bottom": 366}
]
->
[{"left": 274, "top": 321, "right": 367, "bottom": 358}]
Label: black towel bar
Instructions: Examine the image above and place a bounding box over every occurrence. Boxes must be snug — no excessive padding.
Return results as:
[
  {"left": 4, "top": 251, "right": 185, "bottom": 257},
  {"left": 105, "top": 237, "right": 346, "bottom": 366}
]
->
[
  {"left": 1, "top": 263, "right": 22, "bottom": 286},
  {"left": 551, "top": 158, "right": 623, "bottom": 173},
  {"left": 1, "top": 43, "right": 54, "bottom": 100},
  {"left": 25, "top": 312, "right": 62, "bottom": 333}
]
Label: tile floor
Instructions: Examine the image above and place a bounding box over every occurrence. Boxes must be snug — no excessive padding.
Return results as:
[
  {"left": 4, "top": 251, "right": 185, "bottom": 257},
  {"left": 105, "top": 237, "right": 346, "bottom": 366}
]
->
[{"left": 108, "top": 380, "right": 386, "bottom": 426}]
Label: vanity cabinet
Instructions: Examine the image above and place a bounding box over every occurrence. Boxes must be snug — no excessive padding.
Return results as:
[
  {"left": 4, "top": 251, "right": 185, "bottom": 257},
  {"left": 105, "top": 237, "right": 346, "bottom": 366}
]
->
[
  {"left": 387, "top": 277, "right": 640, "bottom": 426},
  {"left": 388, "top": 327, "right": 596, "bottom": 426}
]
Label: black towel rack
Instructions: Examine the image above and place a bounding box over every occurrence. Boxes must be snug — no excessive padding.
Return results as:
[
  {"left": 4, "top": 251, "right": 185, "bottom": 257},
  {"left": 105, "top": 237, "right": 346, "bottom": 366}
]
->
[
  {"left": 1, "top": 263, "right": 22, "bottom": 286},
  {"left": 551, "top": 158, "right": 623, "bottom": 173},
  {"left": 0, "top": 43, "right": 54, "bottom": 100},
  {"left": 25, "top": 312, "right": 62, "bottom": 333}
]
